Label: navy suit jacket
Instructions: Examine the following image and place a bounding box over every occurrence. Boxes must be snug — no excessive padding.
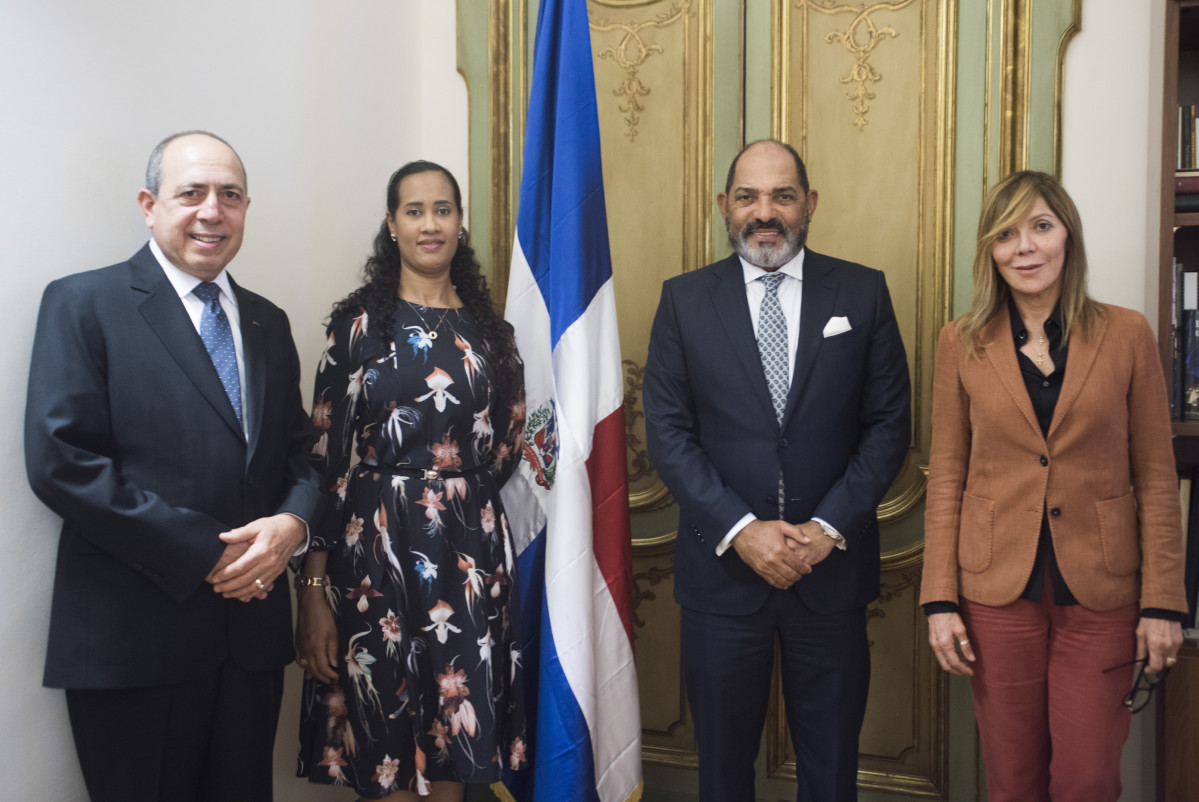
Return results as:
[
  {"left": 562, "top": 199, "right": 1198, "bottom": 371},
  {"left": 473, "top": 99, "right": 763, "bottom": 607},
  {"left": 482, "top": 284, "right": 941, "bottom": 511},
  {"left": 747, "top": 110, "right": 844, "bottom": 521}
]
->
[
  {"left": 644, "top": 251, "right": 911, "bottom": 616},
  {"left": 26, "top": 244, "right": 323, "bottom": 689}
]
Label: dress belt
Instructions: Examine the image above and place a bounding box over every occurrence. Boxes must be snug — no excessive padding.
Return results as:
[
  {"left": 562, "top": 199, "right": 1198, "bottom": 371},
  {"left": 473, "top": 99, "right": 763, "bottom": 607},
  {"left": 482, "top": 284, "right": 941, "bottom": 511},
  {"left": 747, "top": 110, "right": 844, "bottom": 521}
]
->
[{"left": 358, "top": 461, "right": 489, "bottom": 481}]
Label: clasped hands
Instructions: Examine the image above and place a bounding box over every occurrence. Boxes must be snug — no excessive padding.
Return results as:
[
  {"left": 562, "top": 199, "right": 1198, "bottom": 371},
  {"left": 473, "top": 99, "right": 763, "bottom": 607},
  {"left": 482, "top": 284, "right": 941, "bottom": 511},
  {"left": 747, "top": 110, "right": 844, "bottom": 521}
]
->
[
  {"left": 732, "top": 519, "right": 836, "bottom": 589},
  {"left": 205, "top": 514, "right": 307, "bottom": 602}
]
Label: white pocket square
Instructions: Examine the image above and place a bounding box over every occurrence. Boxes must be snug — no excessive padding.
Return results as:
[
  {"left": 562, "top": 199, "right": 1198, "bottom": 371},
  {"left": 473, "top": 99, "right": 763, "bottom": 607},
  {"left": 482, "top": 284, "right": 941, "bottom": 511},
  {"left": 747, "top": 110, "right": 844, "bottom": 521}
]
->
[{"left": 823, "top": 316, "right": 852, "bottom": 338}]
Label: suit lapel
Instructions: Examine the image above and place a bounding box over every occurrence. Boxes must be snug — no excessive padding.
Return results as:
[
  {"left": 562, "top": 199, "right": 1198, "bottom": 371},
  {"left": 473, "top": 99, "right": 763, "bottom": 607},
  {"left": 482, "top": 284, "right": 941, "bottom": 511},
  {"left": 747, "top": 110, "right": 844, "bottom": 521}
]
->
[
  {"left": 781, "top": 251, "right": 835, "bottom": 429},
  {"left": 1047, "top": 310, "right": 1107, "bottom": 440},
  {"left": 708, "top": 255, "right": 777, "bottom": 423},
  {"left": 233, "top": 278, "right": 265, "bottom": 460},
  {"left": 980, "top": 313, "right": 1043, "bottom": 440},
  {"left": 131, "top": 247, "right": 244, "bottom": 439}
]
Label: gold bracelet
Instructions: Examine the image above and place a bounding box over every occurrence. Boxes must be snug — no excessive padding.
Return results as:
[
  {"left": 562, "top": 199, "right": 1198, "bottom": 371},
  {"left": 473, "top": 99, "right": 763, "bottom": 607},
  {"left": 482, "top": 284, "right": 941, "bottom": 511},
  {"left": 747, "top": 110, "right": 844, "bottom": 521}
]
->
[{"left": 294, "top": 574, "right": 329, "bottom": 589}]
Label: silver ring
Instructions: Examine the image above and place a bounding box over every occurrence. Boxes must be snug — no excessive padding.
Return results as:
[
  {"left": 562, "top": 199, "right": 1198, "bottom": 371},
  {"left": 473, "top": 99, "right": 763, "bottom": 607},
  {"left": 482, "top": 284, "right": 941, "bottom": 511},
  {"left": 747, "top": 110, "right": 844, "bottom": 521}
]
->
[
  {"left": 297, "top": 657, "right": 308, "bottom": 666},
  {"left": 957, "top": 639, "right": 968, "bottom": 647},
  {"left": 254, "top": 578, "right": 265, "bottom": 590}
]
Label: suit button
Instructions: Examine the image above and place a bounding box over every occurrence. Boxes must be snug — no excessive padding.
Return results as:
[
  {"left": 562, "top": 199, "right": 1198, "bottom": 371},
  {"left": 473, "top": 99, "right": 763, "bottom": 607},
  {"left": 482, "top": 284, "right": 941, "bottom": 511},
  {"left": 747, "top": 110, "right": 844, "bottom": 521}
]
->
[
  {"left": 779, "top": 438, "right": 790, "bottom": 447},
  {"left": 1050, "top": 507, "right": 1061, "bottom": 517},
  {"left": 1040, "top": 455, "right": 1048, "bottom": 466}
]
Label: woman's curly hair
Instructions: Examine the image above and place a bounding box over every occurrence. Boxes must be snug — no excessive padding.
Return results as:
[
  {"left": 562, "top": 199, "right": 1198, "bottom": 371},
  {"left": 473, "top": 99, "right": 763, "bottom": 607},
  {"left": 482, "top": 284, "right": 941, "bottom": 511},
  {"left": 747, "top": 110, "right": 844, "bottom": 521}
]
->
[{"left": 332, "top": 160, "right": 522, "bottom": 415}]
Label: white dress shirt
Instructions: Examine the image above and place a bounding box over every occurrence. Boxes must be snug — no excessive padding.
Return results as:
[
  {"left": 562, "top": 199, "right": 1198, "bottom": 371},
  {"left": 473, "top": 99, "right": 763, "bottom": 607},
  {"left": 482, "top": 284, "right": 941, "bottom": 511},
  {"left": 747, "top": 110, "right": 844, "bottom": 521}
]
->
[{"left": 741, "top": 251, "right": 805, "bottom": 385}]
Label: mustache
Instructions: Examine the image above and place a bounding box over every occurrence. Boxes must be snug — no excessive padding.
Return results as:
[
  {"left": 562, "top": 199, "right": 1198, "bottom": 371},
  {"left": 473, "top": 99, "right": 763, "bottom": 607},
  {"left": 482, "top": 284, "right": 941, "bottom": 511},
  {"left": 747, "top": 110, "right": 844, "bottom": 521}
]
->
[{"left": 743, "top": 219, "right": 785, "bottom": 236}]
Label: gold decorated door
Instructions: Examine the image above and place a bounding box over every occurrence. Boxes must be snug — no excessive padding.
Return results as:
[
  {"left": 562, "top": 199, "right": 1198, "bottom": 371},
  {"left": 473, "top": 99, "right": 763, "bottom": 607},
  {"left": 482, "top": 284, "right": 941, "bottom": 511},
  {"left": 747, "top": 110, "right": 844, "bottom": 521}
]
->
[{"left": 457, "top": 1, "right": 1080, "bottom": 798}]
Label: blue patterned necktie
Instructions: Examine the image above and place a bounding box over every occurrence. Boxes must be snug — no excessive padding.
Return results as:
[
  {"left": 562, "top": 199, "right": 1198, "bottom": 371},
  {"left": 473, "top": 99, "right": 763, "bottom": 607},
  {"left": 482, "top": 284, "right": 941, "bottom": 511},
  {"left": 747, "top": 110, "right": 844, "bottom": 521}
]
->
[
  {"left": 757, "top": 273, "right": 789, "bottom": 517},
  {"left": 757, "top": 273, "right": 789, "bottom": 423},
  {"left": 193, "top": 282, "right": 243, "bottom": 428}
]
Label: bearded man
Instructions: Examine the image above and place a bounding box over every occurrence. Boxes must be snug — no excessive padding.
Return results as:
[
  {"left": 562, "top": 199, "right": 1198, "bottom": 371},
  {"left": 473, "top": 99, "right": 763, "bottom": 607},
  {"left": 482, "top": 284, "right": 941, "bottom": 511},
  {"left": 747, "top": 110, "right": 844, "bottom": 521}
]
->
[{"left": 643, "top": 139, "right": 911, "bottom": 802}]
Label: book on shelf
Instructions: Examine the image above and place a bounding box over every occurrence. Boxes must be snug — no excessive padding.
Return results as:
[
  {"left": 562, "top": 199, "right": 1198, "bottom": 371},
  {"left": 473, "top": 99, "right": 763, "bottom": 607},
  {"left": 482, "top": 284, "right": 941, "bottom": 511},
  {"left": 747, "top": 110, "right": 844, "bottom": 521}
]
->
[
  {"left": 1185, "top": 268, "right": 1199, "bottom": 420},
  {"left": 1178, "top": 193, "right": 1199, "bottom": 213},
  {"left": 1178, "top": 173, "right": 1199, "bottom": 194},
  {"left": 1181, "top": 475, "right": 1191, "bottom": 547},
  {"left": 1183, "top": 105, "right": 1198, "bottom": 170},
  {"left": 1175, "top": 258, "right": 1186, "bottom": 418},
  {"left": 1187, "top": 469, "right": 1199, "bottom": 628},
  {"left": 1182, "top": 475, "right": 1192, "bottom": 627}
]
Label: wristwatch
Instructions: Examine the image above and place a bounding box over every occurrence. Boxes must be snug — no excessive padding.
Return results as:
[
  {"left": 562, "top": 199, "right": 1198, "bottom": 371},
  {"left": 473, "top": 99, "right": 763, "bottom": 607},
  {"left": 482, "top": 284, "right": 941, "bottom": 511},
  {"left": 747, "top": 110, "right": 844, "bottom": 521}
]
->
[{"left": 815, "top": 519, "right": 846, "bottom": 549}]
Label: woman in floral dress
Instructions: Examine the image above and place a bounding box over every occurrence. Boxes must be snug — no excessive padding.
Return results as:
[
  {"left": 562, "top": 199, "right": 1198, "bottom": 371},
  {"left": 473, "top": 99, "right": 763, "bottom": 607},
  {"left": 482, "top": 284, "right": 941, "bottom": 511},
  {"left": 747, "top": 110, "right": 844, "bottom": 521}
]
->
[{"left": 295, "top": 161, "right": 527, "bottom": 801}]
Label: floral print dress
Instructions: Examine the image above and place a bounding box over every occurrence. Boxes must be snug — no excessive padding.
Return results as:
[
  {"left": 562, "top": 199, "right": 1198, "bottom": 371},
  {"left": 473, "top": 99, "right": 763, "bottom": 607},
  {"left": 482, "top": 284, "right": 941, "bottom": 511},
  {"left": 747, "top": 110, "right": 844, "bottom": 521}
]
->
[{"left": 297, "top": 304, "right": 527, "bottom": 798}]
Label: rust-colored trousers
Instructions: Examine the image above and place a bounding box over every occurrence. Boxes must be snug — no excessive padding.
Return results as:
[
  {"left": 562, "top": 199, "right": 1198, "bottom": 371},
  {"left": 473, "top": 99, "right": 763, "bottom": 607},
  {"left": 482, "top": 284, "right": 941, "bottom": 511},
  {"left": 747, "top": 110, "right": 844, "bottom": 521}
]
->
[{"left": 961, "top": 582, "right": 1139, "bottom": 802}]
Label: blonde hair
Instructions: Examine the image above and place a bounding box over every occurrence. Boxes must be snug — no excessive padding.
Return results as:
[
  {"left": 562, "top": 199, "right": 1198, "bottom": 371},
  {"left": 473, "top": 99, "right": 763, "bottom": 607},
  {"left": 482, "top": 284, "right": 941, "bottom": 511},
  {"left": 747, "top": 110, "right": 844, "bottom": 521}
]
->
[{"left": 957, "top": 170, "right": 1101, "bottom": 356}]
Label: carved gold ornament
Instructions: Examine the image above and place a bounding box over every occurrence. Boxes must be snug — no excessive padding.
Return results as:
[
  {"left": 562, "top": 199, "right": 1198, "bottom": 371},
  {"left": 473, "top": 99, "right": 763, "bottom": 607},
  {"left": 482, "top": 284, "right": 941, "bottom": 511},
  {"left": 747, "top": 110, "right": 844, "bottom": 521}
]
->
[
  {"left": 623, "top": 359, "right": 674, "bottom": 515},
  {"left": 622, "top": 360, "right": 653, "bottom": 483},
  {"left": 801, "top": 0, "right": 916, "bottom": 131},
  {"left": 589, "top": 0, "right": 690, "bottom": 141}
]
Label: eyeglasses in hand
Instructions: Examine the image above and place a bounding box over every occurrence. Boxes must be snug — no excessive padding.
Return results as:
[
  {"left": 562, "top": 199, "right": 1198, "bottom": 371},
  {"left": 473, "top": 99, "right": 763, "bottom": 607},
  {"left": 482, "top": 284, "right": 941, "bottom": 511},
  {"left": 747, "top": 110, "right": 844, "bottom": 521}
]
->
[{"left": 1102, "top": 657, "right": 1170, "bottom": 714}]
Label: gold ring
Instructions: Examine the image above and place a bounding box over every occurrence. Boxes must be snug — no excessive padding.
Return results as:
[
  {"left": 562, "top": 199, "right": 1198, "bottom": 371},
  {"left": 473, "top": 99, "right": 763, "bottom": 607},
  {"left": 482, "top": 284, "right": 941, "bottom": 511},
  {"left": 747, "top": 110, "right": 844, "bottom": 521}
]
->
[
  {"left": 254, "top": 578, "right": 265, "bottom": 590},
  {"left": 1166, "top": 656, "right": 1178, "bottom": 668},
  {"left": 297, "top": 657, "right": 308, "bottom": 666}
]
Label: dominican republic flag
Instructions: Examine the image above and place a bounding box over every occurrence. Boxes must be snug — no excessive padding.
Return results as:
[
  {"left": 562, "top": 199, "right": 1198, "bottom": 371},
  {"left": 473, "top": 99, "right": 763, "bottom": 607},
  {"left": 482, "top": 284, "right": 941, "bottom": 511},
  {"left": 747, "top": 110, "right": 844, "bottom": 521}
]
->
[{"left": 497, "top": 0, "right": 642, "bottom": 801}]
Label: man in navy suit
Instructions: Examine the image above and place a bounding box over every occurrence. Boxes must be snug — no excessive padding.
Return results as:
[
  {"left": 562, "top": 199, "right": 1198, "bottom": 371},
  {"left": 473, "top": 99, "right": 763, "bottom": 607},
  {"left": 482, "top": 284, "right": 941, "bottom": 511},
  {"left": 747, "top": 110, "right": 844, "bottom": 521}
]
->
[
  {"left": 25, "top": 131, "right": 322, "bottom": 801},
  {"left": 644, "top": 140, "right": 910, "bottom": 802}
]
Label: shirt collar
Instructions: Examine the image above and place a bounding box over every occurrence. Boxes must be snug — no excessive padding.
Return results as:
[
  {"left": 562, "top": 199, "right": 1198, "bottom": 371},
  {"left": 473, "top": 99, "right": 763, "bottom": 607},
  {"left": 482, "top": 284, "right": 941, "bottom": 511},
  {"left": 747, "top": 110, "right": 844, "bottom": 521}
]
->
[
  {"left": 148, "top": 238, "right": 235, "bottom": 302},
  {"left": 1007, "top": 296, "right": 1063, "bottom": 345},
  {"left": 740, "top": 247, "right": 806, "bottom": 286}
]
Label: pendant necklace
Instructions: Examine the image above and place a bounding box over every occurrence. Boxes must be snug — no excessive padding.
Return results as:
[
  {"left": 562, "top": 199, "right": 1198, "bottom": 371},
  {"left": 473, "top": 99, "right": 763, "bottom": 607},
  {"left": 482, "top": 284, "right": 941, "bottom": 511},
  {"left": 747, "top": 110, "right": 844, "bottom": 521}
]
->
[
  {"left": 1032, "top": 330, "right": 1047, "bottom": 367},
  {"left": 405, "top": 299, "right": 451, "bottom": 340}
]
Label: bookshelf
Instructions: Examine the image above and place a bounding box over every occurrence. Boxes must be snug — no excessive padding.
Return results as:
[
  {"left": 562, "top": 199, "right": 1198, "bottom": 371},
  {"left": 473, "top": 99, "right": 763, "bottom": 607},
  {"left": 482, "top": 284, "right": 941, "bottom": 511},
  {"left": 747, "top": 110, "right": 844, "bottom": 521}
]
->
[
  {"left": 1161, "top": 1, "right": 1199, "bottom": 451},
  {"left": 1158, "top": 638, "right": 1199, "bottom": 801},
  {"left": 1159, "top": 10, "right": 1199, "bottom": 801}
]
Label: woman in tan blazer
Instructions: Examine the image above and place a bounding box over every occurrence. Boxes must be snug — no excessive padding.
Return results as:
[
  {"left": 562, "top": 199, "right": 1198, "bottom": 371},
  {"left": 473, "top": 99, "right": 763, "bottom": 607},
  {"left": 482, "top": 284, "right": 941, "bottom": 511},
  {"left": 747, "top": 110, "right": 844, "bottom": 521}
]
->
[{"left": 921, "top": 170, "right": 1187, "bottom": 802}]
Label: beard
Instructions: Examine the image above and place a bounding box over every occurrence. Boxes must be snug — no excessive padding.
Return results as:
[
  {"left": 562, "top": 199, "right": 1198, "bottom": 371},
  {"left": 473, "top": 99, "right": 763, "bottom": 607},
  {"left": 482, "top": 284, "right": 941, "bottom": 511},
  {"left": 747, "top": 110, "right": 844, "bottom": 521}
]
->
[{"left": 727, "top": 215, "right": 807, "bottom": 269}]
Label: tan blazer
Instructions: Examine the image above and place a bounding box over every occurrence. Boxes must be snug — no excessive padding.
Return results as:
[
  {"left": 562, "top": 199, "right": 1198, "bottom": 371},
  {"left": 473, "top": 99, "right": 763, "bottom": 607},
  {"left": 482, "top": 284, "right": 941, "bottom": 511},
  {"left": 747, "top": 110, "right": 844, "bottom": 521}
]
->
[{"left": 921, "top": 304, "right": 1188, "bottom": 613}]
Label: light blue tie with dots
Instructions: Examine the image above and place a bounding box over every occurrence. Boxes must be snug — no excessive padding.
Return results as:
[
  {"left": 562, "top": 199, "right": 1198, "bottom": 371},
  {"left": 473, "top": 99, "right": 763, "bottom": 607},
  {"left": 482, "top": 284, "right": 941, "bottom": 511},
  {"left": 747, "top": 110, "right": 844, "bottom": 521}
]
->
[
  {"left": 194, "top": 282, "right": 243, "bottom": 428},
  {"left": 757, "top": 273, "right": 788, "bottom": 516}
]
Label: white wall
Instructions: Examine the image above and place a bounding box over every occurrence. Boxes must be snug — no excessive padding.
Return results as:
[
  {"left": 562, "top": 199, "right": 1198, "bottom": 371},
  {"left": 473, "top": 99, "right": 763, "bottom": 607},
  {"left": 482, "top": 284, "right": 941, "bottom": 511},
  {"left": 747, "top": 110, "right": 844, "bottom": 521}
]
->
[
  {"left": 0, "top": 1, "right": 467, "bottom": 798},
  {"left": 1062, "top": 0, "right": 1162, "bottom": 318},
  {"left": 1061, "top": 2, "right": 1163, "bottom": 801}
]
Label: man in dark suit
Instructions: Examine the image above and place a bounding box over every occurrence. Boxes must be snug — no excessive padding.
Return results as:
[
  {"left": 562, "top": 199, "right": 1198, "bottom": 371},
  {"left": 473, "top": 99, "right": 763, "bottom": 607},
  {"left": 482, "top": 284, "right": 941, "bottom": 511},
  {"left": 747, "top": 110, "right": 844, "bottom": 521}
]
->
[
  {"left": 643, "top": 139, "right": 911, "bottom": 802},
  {"left": 24, "top": 131, "right": 322, "bottom": 801}
]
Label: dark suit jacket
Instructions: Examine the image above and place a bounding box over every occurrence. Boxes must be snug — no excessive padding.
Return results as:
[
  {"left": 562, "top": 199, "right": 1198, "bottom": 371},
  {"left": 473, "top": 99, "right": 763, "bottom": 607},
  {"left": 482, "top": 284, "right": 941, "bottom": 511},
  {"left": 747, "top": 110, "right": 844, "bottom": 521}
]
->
[
  {"left": 644, "top": 251, "right": 911, "bottom": 616},
  {"left": 26, "top": 244, "right": 323, "bottom": 689},
  {"left": 921, "top": 306, "right": 1187, "bottom": 613}
]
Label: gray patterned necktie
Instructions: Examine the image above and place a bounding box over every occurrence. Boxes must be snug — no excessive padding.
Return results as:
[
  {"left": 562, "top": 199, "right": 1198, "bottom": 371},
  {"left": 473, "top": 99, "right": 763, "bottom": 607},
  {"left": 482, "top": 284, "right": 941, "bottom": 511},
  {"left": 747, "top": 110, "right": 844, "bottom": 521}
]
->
[
  {"left": 757, "top": 273, "right": 788, "bottom": 517},
  {"left": 756, "top": 273, "right": 789, "bottom": 423},
  {"left": 194, "top": 281, "right": 243, "bottom": 428}
]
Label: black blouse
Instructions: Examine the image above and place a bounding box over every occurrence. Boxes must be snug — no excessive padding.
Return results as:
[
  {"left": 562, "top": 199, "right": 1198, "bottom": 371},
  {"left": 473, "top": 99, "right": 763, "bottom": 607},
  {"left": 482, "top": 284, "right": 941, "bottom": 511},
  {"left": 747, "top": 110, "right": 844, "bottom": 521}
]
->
[{"left": 1009, "top": 300, "right": 1075, "bottom": 606}]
